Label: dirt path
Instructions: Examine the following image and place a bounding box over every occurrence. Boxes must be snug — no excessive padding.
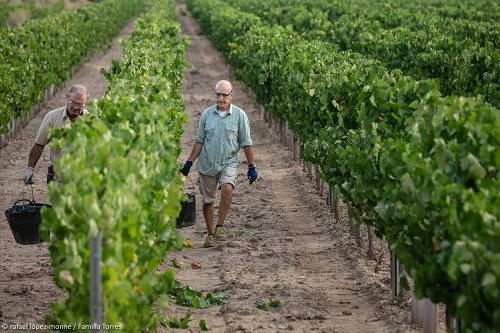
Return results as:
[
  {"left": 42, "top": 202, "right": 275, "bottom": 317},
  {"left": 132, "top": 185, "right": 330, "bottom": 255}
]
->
[
  {"left": 0, "top": 19, "right": 135, "bottom": 326},
  {"left": 158, "top": 5, "right": 419, "bottom": 333}
]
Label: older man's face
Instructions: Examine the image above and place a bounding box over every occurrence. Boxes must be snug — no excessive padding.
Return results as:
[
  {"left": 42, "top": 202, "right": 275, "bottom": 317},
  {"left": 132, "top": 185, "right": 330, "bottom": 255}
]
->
[
  {"left": 66, "top": 94, "right": 88, "bottom": 118},
  {"left": 214, "top": 84, "right": 232, "bottom": 111}
]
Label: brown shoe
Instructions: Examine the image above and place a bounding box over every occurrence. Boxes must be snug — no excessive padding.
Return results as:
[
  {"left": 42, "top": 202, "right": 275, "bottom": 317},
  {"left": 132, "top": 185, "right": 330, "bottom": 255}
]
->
[
  {"left": 214, "top": 225, "right": 228, "bottom": 241},
  {"left": 204, "top": 234, "right": 218, "bottom": 248}
]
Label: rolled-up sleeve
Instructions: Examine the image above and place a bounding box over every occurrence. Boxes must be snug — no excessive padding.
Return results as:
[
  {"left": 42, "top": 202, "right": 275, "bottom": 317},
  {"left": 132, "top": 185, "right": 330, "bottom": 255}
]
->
[
  {"left": 195, "top": 112, "right": 206, "bottom": 144},
  {"left": 238, "top": 112, "right": 252, "bottom": 147}
]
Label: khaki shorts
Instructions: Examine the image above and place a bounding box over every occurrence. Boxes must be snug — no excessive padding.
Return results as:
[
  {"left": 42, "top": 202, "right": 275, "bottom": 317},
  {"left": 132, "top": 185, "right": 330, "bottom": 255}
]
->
[{"left": 198, "top": 166, "right": 237, "bottom": 204}]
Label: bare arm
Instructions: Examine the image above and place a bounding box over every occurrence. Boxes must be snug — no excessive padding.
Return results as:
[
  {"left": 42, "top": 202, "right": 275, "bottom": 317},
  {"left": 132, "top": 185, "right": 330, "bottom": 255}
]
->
[
  {"left": 28, "top": 144, "right": 45, "bottom": 168},
  {"left": 187, "top": 142, "right": 203, "bottom": 162},
  {"left": 243, "top": 146, "right": 255, "bottom": 165}
]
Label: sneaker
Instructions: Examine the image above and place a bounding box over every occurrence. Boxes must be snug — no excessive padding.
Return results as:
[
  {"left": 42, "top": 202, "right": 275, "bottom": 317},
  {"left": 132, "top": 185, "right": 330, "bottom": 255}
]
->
[
  {"left": 204, "top": 234, "right": 218, "bottom": 248},
  {"left": 214, "top": 225, "right": 228, "bottom": 241}
]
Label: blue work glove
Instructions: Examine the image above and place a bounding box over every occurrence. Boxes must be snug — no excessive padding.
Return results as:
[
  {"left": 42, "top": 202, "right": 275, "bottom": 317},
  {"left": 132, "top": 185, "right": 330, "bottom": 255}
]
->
[
  {"left": 247, "top": 164, "right": 257, "bottom": 184},
  {"left": 180, "top": 160, "right": 193, "bottom": 176}
]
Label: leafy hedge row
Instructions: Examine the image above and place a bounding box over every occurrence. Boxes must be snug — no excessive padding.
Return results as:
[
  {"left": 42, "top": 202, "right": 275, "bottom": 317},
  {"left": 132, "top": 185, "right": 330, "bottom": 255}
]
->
[
  {"left": 224, "top": 0, "right": 500, "bottom": 108},
  {"left": 0, "top": 0, "right": 145, "bottom": 133},
  {"left": 186, "top": 0, "right": 500, "bottom": 332},
  {"left": 225, "top": 0, "right": 498, "bottom": 27},
  {"left": 228, "top": 0, "right": 499, "bottom": 49},
  {"left": 223, "top": 0, "right": 499, "bottom": 44},
  {"left": 405, "top": 0, "right": 499, "bottom": 22},
  {"left": 315, "top": 0, "right": 498, "bottom": 26},
  {"left": 41, "top": 0, "right": 187, "bottom": 331}
]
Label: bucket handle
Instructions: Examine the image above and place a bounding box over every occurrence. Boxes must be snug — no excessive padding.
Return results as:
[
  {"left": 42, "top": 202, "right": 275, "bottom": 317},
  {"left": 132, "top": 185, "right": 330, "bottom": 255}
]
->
[
  {"left": 14, "top": 184, "right": 37, "bottom": 207},
  {"left": 13, "top": 199, "right": 34, "bottom": 206},
  {"left": 20, "top": 183, "right": 37, "bottom": 203}
]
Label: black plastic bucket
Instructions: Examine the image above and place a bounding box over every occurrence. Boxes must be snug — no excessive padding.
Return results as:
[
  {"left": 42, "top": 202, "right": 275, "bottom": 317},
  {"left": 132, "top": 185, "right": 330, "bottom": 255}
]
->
[
  {"left": 176, "top": 192, "right": 196, "bottom": 228},
  {"left": 4, "top": 199, "right": 51, "bottom": 245}
]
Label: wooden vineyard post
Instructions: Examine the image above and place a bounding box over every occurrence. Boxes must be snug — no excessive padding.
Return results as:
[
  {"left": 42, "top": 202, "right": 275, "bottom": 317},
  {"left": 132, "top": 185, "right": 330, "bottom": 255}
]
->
[
  {"left": 278, "top": 119, "right": 283, "bottom": 144},
  {"left": 314, "top": 164, "right": 321, "bottom": 192},
  {"left": 327, "top": 184, "right": 333, "bottom": 206},
  {"left": 390, "top": 251, "right": 402, "bottom": 299},
  {"left": 286, "top": 123, "right": 290, "bottom": 149},
  {"left": 275, "top": 116, "right": 279, "bottom": 140},
  {"left": 293, "top": 135, "right": 298, "bottom": 160},
  {"left": 277, "top": 118, "right": 283, "bottom": 144},
  {"left": 423, "top": 299, "right": 438, "bottom": 333},
  {"left": 355, "top": 215, "right": 361, "bottom": 245},
  {"left": 367, "top": 225, "right": 374, "bottom": 258},
  {"left": 13, "top": 117, "right": 18, "bottom": 138},
  {"left": 333, "top": 199, "right": 341, "bottom": 222},
  {"left": 306, "top": 162, "right": 313, "bottom": 179},
  {"left": 90, "top": 232, "right": 102, "bottom": 332},
  {"left": 285, "top": 122, "right": 289, "bottom": 149},
  {"left": 411, "top": 296, "right": 438, "bottom": 333},
  {"left": 280, "top": 119, "right": 285, "bottom": 144},
  {"left": 282, "top": 119, "right": 286, "bottom": 145},
  {"left": 1, "top": 132, "right": 7, "bottom": 148},
  {"left": 347, "top": 203, "right": 361, "bottom": 245},
  {"left": 283, "top": 122, "right": 290, "bottom": 148},
  {"left": 286, "top": 125, "right": 291, "bottom": 151},
  {"left": 327, "top": 185, "right": 342, "bottom": 223},
  {"left": 265, "top": 110, "right": 271, "bottom": 128},
  {"left": 349, "top": 212, "right": 356, "bottom": 240},
  {"left": 287, "top": 125, "right": 291, "bottom": 150},
  {"left": 411, "top": 294, "right": 422, "bottom": 323}
]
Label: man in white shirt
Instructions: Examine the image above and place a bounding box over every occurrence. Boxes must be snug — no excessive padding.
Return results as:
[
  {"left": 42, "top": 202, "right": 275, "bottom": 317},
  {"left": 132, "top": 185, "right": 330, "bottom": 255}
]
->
[{"left": 23, "top": 84, "right": 88, "bottom": 184}]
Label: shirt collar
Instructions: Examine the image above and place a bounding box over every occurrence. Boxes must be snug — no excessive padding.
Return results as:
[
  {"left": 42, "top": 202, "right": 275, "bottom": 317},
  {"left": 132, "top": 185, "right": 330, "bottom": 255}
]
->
[{"left": 215, "top": 104, "right": 232, "bottom": 115}]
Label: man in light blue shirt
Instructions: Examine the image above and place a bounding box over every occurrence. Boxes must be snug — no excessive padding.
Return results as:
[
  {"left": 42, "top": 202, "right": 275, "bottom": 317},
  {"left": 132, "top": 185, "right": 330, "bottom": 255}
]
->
[{"left": 181, "top": 80, "right": 257, "bottom": 248}]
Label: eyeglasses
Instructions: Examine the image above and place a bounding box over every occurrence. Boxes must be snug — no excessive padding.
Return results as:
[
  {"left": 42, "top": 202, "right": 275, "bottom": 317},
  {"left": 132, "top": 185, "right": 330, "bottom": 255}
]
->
[
  {"left": 68, "top": 100, "right": 86, "bottom": 110},
  {"left": 213, "top": 90, "right": 232, "bottom": 98}
]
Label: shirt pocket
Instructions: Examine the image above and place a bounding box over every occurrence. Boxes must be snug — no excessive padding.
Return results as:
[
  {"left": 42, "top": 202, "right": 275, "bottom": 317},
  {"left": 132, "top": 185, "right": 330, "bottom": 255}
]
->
[
  {"left": 225, "top": 123, "right": 238, "bottom": 145},
  {"left": 205, "top": 123, "right": 216, "bottom": 141}
]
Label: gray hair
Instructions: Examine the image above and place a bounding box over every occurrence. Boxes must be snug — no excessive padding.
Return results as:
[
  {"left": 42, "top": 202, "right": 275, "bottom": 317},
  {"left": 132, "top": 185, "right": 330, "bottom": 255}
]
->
[
  {"left": 66, "top": 84, "right": 88, "bottom": 99},
  {"left": 215, "top": 80, "right": 233, "bottom": 92}
]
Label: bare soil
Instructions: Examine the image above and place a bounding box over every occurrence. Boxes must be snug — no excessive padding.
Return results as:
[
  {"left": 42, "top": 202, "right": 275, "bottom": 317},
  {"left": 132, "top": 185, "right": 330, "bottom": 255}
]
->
[
  {"left": 156, "top": 5, "right": 420, "bottom": 333},
  {"left": 0, "top": 19, "right": 135, "bottom": 329}
]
